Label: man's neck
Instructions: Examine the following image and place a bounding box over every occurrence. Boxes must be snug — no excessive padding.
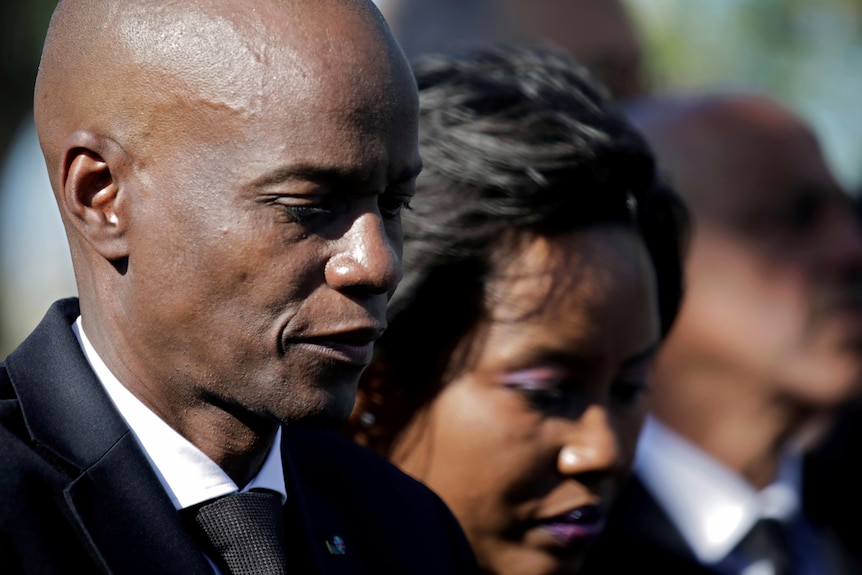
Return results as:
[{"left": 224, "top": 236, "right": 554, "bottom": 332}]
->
[
  {"left": 175, "top": 408, "right": 279, "bottom": 489},
  {"left": 75, "top": 315, "right": 279, "bottom": 490}
]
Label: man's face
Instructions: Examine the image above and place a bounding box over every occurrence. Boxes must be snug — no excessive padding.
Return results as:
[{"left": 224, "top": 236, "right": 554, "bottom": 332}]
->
[
  {"left": 668, "top": 108, "right": 862, "bottom": 406},
  {"left": 116, "top": 3, "right": 421, "bottom": 426}
]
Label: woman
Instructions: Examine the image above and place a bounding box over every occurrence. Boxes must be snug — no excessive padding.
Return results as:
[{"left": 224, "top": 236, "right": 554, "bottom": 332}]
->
[{"left": 343, "top": 44, "right": 688, "bottom": 575}]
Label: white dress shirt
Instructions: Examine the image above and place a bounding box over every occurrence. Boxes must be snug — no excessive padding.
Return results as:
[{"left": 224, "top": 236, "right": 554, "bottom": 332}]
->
[
  {"left": 635, "top": 416, "right": 808, "bottom": 574},
  {"left": 72, "top": 317, "right": 287, "bottom": 572}
]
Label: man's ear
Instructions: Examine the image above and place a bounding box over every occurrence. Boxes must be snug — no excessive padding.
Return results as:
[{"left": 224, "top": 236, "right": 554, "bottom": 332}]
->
[{"left": 60, "top": 130, "right": 129, "bottom": 262}]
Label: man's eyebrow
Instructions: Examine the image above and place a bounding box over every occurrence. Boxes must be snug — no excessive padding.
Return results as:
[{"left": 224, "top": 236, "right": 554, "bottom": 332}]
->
[
  {"left": 250, "top": 162, "right": 422, "bottom": 189},
  {"left": 622, "top": 342, "right": 660, "bottom": 367},
  {"left": 249, "top": 164, "right": 367, "bottom": 188}
]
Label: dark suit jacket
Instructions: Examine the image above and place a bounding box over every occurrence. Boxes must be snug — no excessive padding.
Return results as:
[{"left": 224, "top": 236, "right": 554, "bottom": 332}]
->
[
  {"left": 804, "top": 398, "right": 862, "bottom": 571},
  {"left": 579, "top": 476, "right": 716, "bottom": 575},
  {"left": 0, "top": 298, "right": 478, "bottom": 574},
  {"left": 580, "top": 470, "right": 860, "bottom": 575}
]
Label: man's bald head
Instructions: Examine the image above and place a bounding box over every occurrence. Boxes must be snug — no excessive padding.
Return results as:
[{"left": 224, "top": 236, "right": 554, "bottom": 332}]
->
[
  {"left": 622, "top": 92, "right": 827, "bottom": 222},
  {"left": 508, "top": 0, "right": 645, "bottom": 99},
  {"left": 32, "top": 0, "right": 415, "bottom": 297},
  {"left": 35, "top": 0, "right": 399, "bottom": 186}
]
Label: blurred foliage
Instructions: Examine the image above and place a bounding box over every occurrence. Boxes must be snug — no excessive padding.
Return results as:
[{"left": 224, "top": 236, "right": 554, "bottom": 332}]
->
[{"left": 625, "top": 0, "right": 862, "bottom": 194}]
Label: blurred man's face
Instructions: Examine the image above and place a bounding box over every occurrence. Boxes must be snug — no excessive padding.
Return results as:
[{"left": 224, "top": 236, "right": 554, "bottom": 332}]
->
[{"left": 670, "top": 106, "right": 862, "bottom": 406}]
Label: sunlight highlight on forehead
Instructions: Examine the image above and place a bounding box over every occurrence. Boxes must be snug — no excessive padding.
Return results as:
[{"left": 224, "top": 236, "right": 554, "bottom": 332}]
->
[{"left": 114, "top": 4, "right": 303, "bottom": 116}]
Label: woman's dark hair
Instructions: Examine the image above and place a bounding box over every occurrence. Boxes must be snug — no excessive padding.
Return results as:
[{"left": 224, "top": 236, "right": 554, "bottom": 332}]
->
[{"left": 358, "top": 43, "right": 688, "bottom": 453}]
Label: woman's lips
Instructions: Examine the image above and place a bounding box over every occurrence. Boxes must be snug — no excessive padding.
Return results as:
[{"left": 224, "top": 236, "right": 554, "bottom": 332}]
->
[{"left": 539, "top": 505, "right": 607, "bottom": 546}]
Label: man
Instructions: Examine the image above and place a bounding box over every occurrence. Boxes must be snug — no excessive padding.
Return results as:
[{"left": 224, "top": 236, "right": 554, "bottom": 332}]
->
[
  {"left": 375, "top": 0, "right": 645, "bottom": 100},
  {"left": 582, "top": 92, "right": 862, "bottom": 574},
  {"left": 0, "top": 0, "right": 478, "bottom": 573}
]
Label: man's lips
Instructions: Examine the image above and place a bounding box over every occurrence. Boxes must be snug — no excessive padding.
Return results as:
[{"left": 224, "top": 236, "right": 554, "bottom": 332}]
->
[{"left": 285, "top": 325, "right": 386, "bottom": 366}]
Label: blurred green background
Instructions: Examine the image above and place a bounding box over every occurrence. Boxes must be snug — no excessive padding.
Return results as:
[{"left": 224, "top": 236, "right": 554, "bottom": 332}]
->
[{"left": 627, "top": 0, "right": 862, "bottom": 195}]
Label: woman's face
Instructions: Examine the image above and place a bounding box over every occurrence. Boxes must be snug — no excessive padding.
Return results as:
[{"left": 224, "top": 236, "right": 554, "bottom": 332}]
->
[{"left": 391, "top": 226, "right": 660, "bottom": 575}]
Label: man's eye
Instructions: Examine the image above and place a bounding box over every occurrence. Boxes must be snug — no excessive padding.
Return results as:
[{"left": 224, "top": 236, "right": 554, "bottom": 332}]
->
[
  {"left": 379, "top": 196, "right": 413, "bottom": 219},
  {"left": 785, "top": 193, "right": 822, "bottom": 232},
  {"left": 281, "top": 204, "right": 329, "bottom": 224},
  {"left": 610, "top": 380, "right": 649, "bottom": 407}
]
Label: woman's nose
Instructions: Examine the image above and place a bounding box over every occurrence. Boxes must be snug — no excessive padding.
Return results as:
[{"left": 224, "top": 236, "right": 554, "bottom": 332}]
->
[{"left": 556, "top": 405, "right": 624, "bottom": 478}]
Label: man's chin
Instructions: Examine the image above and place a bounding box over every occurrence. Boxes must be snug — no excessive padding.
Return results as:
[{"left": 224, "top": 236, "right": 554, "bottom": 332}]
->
[
  {"left": 287, "top": 408, "right": 351, "bottom": 429},
  {"left": 782, "top": 367, "right": 862, "bottom": 411},
  {"left": 278, "top": 392, "right": 357, "bottom": 429}
]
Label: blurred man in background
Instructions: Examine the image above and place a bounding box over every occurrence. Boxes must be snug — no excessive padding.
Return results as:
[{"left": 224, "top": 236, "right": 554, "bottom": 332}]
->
[
  {"left": 374, "top": 0, "right": 646, "bottom": 100},
  {"left": 582, "top": 91, "right": 862, "bottom": 574}
]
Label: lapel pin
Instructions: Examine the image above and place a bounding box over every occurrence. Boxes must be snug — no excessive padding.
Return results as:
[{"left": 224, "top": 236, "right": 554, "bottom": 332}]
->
[{"left": 325, "top": 535, "right": 347, "bottom": 555}]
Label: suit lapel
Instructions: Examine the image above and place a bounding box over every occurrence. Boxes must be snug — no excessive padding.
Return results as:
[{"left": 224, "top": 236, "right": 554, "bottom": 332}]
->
[
  {"left": 281, "top": 428, "right": 363, "bottom": 575},
  {"left": 802, "top": 455, "right": 862, "bottom": 575},
  {"left": 604, "top": 475, "right": 717, "bottom": 574},
  {"left": 6, "top": 299, "right": 211, "bottom": 575},
  {"left": 63, "top": 433, "right": 212, "bottom": 575},
  {"left": 621, "top": 476, "right": 702, "bottom": 560}
]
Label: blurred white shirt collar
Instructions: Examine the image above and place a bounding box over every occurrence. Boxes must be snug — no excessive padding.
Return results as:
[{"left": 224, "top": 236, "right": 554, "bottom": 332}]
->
[
  {"left": 634, "top": 416, "right": 801, "bottom": 564},
  {"left": 72, "top": 316, "right": 287, "bottom": 510}
]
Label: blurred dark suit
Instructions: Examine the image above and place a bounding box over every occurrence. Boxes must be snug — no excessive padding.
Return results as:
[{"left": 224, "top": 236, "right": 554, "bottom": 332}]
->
[{"left": 584, "top": 456, "right": 861, "bottom": 575}]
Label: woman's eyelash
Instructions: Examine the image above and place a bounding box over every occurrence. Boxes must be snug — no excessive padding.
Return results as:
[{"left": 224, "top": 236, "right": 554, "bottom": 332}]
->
[
  {"left": 500, "top": 366, "right": 651, "bottom": 411},
  {"left": 517, "top": 387, "right": 566, "bottom": 409},
  {"left": 500, "top": 368, "right": 568, "bottom": 408}
]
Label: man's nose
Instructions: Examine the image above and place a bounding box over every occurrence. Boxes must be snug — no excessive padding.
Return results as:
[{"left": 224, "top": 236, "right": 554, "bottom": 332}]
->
[{"left": 325, "top": 211, "right": 402, "bottom": 295}]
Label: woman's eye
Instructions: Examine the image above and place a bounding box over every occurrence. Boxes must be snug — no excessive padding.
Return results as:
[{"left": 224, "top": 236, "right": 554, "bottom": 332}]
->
[
  {"left": 379, "top": 195, "right": 412, "bottom": 219},
  {"left": 610, "top": 380, "right": 649, "bottom": 406},
  {"left": 500, "top": 368, "right": 567, "bottom": 410},
  {"left": 518, "top": 387, "right": 566, "bottom": 410}
]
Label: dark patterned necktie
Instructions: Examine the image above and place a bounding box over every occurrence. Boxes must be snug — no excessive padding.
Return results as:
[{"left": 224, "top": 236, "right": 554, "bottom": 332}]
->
[
  {"left": 184, "top": 489, "right": 287, "bottom": 575},
  {"left": 734, "top": 518, "right": 793, "bottom": 575}
]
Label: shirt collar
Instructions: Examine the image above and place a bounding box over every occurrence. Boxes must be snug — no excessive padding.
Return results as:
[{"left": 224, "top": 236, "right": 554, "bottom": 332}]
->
[
  {"left": 634, "top": 416, "right": 802, "bottom": 564},
  {"left": 72, "top": 316, "right": 287, "bottom": 510}
]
